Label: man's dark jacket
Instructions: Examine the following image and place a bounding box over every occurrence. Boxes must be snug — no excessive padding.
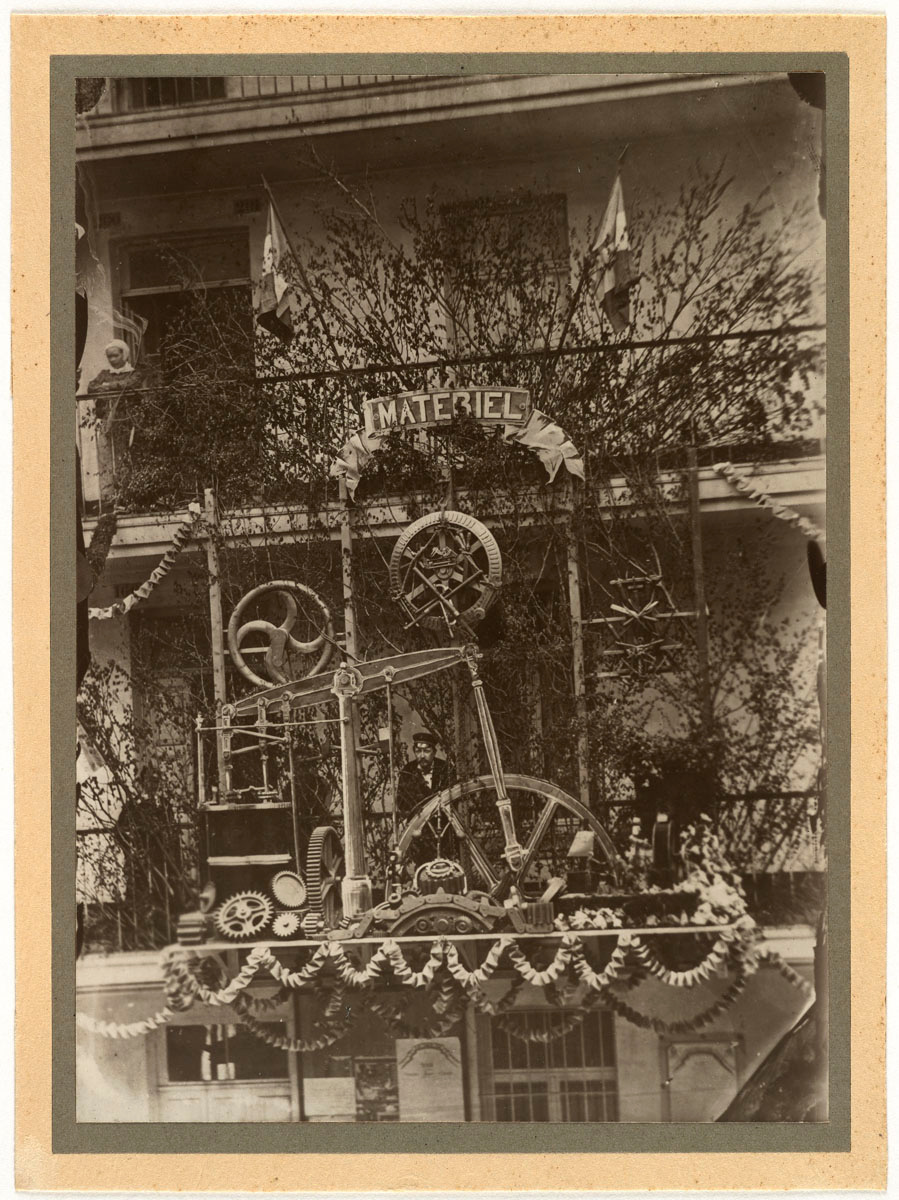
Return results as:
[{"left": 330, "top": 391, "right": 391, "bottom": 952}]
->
[{"left": 395, "top": 756, "right": 452, "bottom": 816}]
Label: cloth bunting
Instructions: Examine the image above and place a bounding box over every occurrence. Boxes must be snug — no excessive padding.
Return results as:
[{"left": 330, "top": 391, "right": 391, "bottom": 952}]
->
[
  {"left": 328, "top": 428, "right": 381, "bottom": 498},
  {"left": 257, "top": 202, "right": 296, "bottom": 344},
  {"left": 330, "top": 410, "right": 585, "bottom": 498},
  {"left": 590, "top": 174, "right": 638, "bottom": 333},
  {"left": 503, "top": 408, "right": 585, "bottom": 482}
]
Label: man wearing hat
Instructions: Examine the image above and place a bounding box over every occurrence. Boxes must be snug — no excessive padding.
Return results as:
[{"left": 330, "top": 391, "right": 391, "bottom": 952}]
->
[{"left": 395, "top": 730, "right": 451, "bottom": 817}]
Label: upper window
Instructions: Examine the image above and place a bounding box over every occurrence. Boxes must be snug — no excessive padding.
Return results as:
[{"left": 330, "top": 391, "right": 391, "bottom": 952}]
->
[
  {"left": 119, "top": 77, "right": 228, "bottom": 111},
  {"left": 441, "top": 193, "right": 570, "bottom": 355},
  {"left": 114, "top": 231, "right": 252, "bottom": 367}
]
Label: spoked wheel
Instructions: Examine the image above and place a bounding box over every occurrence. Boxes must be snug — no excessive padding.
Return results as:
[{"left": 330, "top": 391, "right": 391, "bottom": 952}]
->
[
  {"left": 396, "top": 774, "right": 624, "bottom": 900},
  {"left": 306, "top": 826, "right": 344, "bottom": 928}
]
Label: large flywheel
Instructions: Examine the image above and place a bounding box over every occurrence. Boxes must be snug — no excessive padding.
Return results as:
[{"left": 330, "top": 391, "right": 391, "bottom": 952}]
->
[
  {"left": 396, "top": 774, "right": 624, "bottom": 900},
  {"left": 305, "top": 826, "right": 345, "bottom": 928}
]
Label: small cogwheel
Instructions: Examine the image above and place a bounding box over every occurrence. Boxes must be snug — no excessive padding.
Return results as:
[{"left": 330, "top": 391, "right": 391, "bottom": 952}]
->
[
  {"left": 213, "top": 891, "right": 274, "bottom": 940},
  {"left": 272, "top": 911, "right": 301, "bottom": 938}
]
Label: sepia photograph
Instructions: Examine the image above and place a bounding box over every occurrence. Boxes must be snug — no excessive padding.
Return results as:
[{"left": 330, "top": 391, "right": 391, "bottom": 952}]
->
[{"left": 71, "top": 65, "right": 829, "bottom": 1129}]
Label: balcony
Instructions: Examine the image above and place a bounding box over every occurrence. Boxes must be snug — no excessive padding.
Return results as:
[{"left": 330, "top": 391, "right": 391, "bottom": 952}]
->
[
  {"left": 97, "top": 74, "right": 448, "bottom": 115},
  {"left": 76, "top": 71, "right": 799, "bottom": 191}
]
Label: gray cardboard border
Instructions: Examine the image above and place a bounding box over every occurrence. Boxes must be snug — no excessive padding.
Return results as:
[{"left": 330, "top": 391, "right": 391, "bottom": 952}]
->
[{"left": 52, "top": 51, "right": 849, "bottom": 1156}]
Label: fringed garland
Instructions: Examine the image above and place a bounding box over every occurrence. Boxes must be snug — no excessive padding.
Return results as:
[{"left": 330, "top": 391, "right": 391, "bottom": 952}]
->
[
  {"left": 369, "top": 970, "right": 474, "bottom": 1039},
  {"left": 79, "top": 927, "right": 814, "bottom": 1047},
  {"left": 328, "top": 939, "right": 445, "bottom": 989},
  {"left": 88, "top": 502, "right": 201, "bottom": 620},
  {"left": 712, "top": 463, "right": 823, "bottom": 541},
  {"left": 598, "top": 967, "right": 753, "bottom": 1036},
  {"left": 569, "top": 937, "right": 632, "bottom": 991},
  {"left": 162, "top": 945, "right": 266, "bottom": 1009},
  {"left": 628, "top": 929, "right": 742, "bottom": 989},
  {"left": 76, "top": 1007, "right": 175, "bottom": 1039},
  {"left": 230, "top": 986, "right": 293, "bottom": 1016},
  {"left": 230, "top": 983, "right": 353, "bottom": 1053},
  {"left": 760, "top": 949, "right": 815, "bottom": 998}
]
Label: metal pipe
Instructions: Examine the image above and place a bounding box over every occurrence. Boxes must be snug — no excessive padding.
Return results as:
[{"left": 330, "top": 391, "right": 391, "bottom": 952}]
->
[
  {"left": 686, "top": 446, "right": 714, "bottom": 733},
  {"left": 566, "top": 491, "right": 592, "bottom": 811},
  {"left": 386, "top": 680, "right": 398, "bottom": 846},
  {"left": 170, "top": 920, "right": 741, "bottom": 953},
  {"left": 463, "top": 646, "right": 523, "bottom": 871},
  {"left": 331, "top": 665, "right": 372, "bottom": 917},
  {"left": 195, "top": 714, "right": 206, "bottom": 809},
  {"left": 283, "top": 696, "right": 303, "bottom": 874},
  {"left": 203, "top": 488, "right": 229, "bottom": 789}
]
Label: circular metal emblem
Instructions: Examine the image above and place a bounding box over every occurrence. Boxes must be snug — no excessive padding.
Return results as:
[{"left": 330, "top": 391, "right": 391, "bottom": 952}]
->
[
  {"left": 227, "top": 581, "right": 334, "bottom": 688},
  {"left": 389, "top": 511, "right": 502, "bottom": 633}
]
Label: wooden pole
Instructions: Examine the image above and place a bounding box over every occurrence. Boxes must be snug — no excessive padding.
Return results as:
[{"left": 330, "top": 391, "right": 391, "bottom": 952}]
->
[
  {"left": 686, "top": 448, "right": 713, "bottom": 733},
  {"left": 336, "top": 477, "right": 371, "bottom": 916},
  {"left": 203, "top": 488, "right": 228, "bottom": 788},
  {"left": 565, "top": 481, "right": 592, "bottom": 810}
]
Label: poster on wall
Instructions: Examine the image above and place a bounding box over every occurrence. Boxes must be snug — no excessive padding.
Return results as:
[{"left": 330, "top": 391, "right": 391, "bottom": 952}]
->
[
  {"left": 395, "top": 1038, "right": 465, "bottom": 1122},
  {"left": 354, "top": 1057, "right": 399, "bottom": 1122}
]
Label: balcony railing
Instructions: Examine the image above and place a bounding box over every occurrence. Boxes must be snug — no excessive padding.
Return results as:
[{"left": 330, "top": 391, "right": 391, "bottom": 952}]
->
[{"left": 100, "top": 75, "right": 449, "bottom": 115}]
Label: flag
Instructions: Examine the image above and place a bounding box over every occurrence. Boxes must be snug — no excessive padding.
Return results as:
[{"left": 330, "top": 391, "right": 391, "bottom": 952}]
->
[
  {"left": 257, "top": 202, "right": 296, "bottom": 344},
  {"left": 590, "top": 174, "right": 637, "bottom": 333}
]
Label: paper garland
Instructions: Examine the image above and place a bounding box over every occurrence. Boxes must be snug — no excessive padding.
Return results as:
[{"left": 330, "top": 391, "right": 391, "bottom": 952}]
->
[
  {"left": 230, "top": 983, "right": 352, "bottom": 1053},
  {"left": 76, "top": 1006, "right": 175, "bottom": 1039},
  {"left": 600, "top": 967, "right": 753, "bottom": 1036},
  {"left": 712, "top": 462, "right": 823, "bottom": 541},
  {"left": 87, "top": 502, "right": 202, "bottom": 620},
  {"left": 77, "top": 922, "right": 814, "bottom": 1045},
  {"left": 628, "top": 929, "right": 744, "bottom": 989},
  {"left": 759, "top": 949, "right": 815, "bottom": 998}
]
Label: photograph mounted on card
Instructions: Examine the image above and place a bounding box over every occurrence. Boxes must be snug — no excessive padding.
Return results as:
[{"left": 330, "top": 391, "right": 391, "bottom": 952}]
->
[{"left": 12, "top": 12, "right": 885, "bottom": 1195}]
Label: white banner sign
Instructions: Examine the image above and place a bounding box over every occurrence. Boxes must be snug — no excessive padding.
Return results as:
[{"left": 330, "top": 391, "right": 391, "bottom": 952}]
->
[
  {"left": 363, "top": 387, "right": 530, "bottom": 437},
  {"left": 395, "top": 1037, "right": 465, "bottom": 1122}
]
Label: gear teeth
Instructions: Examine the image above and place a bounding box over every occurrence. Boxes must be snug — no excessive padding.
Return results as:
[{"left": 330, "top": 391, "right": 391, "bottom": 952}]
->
[
  {"left": 213, "top": 890, "right": 274, "bottom": 940},
  {"left": 272, "top": 911, "right": 301, "bottom": 938},
  {"left": 306, "top": 826, "right": 344, "bottom": 926}
]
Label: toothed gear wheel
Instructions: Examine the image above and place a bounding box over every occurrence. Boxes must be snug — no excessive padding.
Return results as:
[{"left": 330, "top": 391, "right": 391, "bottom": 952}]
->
[
  {"left": 272, "top": 911, "right": 301, "bottom": 938},
  {"left": 306, "top": 826, "right": 344, "bottom": 929},
  {"left": 213, "top": 891, "right": 274, "bottom": 940},
  {"left": 387, "top": 890, "right": 501, "bottom": 936}
]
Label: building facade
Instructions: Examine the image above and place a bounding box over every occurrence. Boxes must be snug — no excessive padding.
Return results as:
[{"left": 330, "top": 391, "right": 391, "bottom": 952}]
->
[{"left": 74, "top": 70, "right": 827, "bottom": 1123}]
